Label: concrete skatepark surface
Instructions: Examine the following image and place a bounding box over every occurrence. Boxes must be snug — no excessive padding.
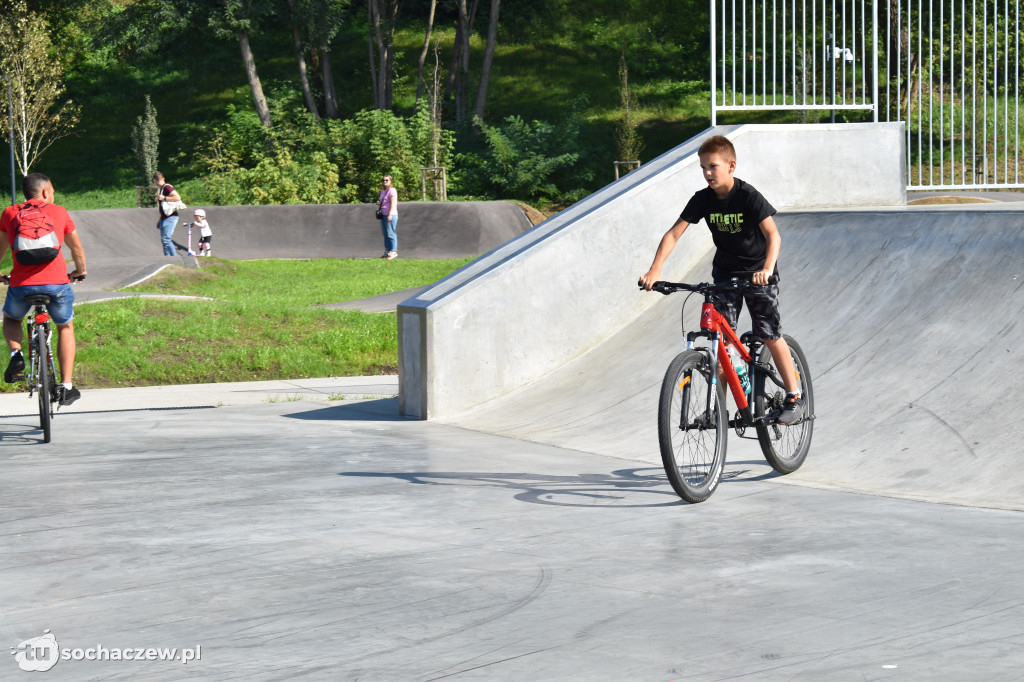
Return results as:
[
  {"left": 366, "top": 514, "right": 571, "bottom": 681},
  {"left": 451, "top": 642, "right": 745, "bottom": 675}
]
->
[{"left": 2, "top": 196, "right": 1024, "bottom": 678}]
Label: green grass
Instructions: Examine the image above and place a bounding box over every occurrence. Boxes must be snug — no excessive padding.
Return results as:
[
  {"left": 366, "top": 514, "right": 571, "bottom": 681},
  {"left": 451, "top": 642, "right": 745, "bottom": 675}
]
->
[{"left": 4, "top": 257, "right": 471, "bottom": 391}]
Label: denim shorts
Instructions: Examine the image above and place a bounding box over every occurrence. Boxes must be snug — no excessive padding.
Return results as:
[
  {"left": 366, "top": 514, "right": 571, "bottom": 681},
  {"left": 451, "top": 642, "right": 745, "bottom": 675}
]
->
[
  {"left": 712, "top": 279, "right": 782, "bottom": 340},
  {"left": 3, "top": 284, "right": 75, "bottom": 325}
]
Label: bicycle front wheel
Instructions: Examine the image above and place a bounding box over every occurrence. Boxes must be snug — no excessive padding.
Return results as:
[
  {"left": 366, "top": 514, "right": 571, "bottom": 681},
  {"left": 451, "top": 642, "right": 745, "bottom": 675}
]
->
[
  {"left": 658, "top": 351, "right": 727, "bottom": 503},
  {"left": 36, "top": 329, "right": 51, "bottom": 443},
  {"left": 754, "top": 334, "right": 813, "bottom": 473}
]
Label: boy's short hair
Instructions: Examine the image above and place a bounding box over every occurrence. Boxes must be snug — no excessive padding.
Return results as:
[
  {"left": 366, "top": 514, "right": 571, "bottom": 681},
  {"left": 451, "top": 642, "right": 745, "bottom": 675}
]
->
[
  {"left": 698, "top": 135, "right": 736, "bottom": 161},
  {"left": 22, "top": 173, "right": 51, "bottom": 200}
]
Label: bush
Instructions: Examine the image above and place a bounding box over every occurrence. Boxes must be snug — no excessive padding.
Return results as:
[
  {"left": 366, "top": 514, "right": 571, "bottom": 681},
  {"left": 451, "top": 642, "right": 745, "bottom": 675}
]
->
[
  {"left": 185, "top": 150, "right": 339, "bottom": 206},
  {"left": 190, "top": 92, "right": 455, "bottom": 205},
  {"left": 330, "top": 107, "right": 455, "bottom": 203},
  {"left": 453, "top": 103, "right": 594, "bottom": 203}
]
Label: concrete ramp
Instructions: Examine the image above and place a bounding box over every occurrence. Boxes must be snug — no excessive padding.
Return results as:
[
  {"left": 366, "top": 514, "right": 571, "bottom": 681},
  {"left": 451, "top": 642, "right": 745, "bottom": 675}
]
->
[
  {"left": 67, "top": 201, "right": 532, "bottom": 293},
  {"left": 448, "top": 206, "right": 1024, "bottom": 510},
  {"left": 397, "top": 123, "right": 905, "bottom": 418}
]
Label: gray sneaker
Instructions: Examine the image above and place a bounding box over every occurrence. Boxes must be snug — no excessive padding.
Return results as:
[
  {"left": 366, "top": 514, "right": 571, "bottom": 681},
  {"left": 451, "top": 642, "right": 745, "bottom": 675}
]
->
[{"left": 777, "top": 396, "right": 805, "bottom": 425}]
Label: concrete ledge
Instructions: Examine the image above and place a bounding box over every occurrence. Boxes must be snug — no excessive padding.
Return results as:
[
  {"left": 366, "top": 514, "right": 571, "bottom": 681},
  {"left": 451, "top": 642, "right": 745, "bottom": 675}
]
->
[{"left": 399, "top": 123, "right": 905, "bottom": 419}]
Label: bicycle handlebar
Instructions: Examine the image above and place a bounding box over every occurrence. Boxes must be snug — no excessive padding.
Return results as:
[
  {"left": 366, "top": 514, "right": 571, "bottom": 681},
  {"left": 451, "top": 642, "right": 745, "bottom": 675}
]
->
[
  {"left": 0, "top": 273, "right": 85, "bottom": 285},
  {"left": 642, "top": 275, "right": 778, "bottom": 296}
]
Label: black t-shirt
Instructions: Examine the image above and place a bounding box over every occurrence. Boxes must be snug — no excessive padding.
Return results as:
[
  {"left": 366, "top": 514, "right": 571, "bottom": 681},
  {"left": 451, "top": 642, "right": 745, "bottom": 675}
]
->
[{"left": 680, "top": 178, "right": 777, "bottom": 277}]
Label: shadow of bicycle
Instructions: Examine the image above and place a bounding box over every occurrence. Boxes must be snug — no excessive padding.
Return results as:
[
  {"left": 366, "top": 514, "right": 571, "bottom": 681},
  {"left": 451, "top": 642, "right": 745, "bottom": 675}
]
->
[
  {"left": 0, "top": 420, "right": 45, "bottom": 444},
  {"left": 341, "top": 457, "right": 784, "bottom": 507},
  {"left": 341, "top": 467, "right": 688, "bottom": 508}
]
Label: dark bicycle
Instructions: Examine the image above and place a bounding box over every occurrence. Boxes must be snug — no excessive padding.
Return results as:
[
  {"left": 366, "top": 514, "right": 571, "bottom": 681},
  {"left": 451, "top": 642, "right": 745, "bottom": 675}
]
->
[
  {"left": 2, "top": 274, "right": 84, "bottom": 443},
  {"left": 25, "top": 292, "right": 62, "bottom": 442},
  {"left": 647, "top": 277, "right": 815, "bottom": 503}
]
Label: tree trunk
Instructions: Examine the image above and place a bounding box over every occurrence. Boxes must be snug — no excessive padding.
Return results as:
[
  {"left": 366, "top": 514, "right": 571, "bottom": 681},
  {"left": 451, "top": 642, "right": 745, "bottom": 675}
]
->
[
  {"left": 473, "top": 0, "right": 500, "bottom": 122},
  {"left": 368, "top": 24, "right": 379, "bottom": 107},
  {"left": 416, "top": 0, "right": 438, "bottom": 103},
  {"left": 321, "top": 47, "right": 339, "bottom": 118},
  {"left": 368, "top": 0, "right": 399, "bottom": 110},
  {"left": 286, "top": 0, "right": 319, "bottom": 119},
  {"left": 443, "top": 10, "right": 463, "bottom": 104},
  {"left": 452, "top": 0, "right": 478, "bottom": 121},
  {"left": 238, "top": 29, "right": 273, "bottom": 128}
]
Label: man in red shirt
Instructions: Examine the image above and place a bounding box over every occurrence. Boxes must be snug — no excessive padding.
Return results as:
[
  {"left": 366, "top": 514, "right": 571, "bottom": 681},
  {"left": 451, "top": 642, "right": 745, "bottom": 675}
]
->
[{"left": 0, "top": 173, "right": 87, "bottom": 405}]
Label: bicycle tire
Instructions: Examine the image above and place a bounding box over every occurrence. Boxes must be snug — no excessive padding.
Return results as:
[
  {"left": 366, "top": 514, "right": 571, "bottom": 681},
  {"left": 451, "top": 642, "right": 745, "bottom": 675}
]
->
[
  {"left": 36, "top": 327, "right": 51, "bottom": 443},
  {"left": 658, "top": 351, "right": 727, "bottom": 503},
  {"left": 754, "top": 334, "right": 813, "bottom": 473}
]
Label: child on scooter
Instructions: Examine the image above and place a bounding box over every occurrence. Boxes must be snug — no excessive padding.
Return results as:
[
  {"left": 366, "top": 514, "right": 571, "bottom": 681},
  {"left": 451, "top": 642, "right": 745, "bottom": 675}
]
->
[{"left": 189, "top": 208, "right": 213, "bottom": 256}]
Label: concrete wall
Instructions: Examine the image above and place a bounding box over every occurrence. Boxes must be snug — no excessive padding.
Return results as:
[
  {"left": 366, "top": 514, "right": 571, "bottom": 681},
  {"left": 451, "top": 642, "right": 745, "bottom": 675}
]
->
[
  {"left": 398, "top": 123, "right": 906, "bottom": 419},
  {"left": 71, "top": 201, "right": 532, "bottom": 262},
  {"left": 67, "top": 201, "right": 533, "bottom": 293}
]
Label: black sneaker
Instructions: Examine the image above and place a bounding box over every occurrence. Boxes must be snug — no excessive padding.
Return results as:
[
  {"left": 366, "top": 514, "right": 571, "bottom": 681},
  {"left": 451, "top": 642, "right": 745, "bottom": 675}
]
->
[
  {"left": 4, "top": 350, "right": 24, "bottom": 382},
  {"left": 777, "top": 396, "right": 805, "bottom": 425},
  {"left": 58, "top": 385, "right": 81, "bottom": 406}
]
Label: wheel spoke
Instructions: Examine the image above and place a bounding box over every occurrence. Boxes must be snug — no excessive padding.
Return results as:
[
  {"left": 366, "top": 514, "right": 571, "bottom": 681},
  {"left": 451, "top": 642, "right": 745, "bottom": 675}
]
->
[
  {"left": 755, "top": 335, "right": 813, "bottom": 474},
  {"left": 659, "top": 352, "right": 727, "bottom": 503}
]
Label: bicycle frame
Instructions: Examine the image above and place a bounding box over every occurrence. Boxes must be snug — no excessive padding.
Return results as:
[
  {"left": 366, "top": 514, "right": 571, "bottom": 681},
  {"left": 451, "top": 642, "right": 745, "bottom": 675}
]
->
[{"left": 684, "top": 294, "right": 776, "bottom": 429}]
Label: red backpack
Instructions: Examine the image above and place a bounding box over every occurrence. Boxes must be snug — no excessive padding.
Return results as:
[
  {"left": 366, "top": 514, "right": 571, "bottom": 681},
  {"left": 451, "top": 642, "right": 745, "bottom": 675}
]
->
[{"left": 12, "top": 202, "right": 60, "bottom": 265}]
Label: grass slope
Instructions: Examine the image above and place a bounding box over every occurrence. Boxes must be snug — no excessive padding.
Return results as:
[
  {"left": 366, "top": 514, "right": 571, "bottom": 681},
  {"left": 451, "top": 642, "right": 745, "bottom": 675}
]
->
[{"left": 1, "top": 257, "right": 471, "bottom": 392}]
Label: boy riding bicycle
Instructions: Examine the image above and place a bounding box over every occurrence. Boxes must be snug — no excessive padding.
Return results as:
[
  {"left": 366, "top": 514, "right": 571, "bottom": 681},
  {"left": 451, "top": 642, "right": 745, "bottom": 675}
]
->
[{"left": 638, "top": 135, "right": 804, "bottom": 425}]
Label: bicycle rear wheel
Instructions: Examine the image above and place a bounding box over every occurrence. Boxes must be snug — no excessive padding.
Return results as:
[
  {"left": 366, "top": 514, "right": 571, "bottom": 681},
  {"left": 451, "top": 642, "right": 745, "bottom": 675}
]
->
[
  {"left": 36, "top": 328, "right": 52, "bottom": 443},
  {"left": 754, "top": 334, "right": 813, "bottom": 473},
  {"left": 658, "top": 351, "right": 727, "bottom": 503}
]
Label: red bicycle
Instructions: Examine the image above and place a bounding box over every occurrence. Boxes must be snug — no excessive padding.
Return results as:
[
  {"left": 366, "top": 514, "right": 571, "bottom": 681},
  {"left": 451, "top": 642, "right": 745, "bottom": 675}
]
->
[{"left": 648, "top": 278, "right": 814, "bottom": 503}]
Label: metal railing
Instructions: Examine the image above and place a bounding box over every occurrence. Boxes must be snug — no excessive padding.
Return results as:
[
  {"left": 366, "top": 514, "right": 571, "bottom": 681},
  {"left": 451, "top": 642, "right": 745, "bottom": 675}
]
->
[
  {"left": 710, "top": 0, "right": 1024, "bottom": 190},
  {"left": 711, "top": 0, "right": 878, "bottom": 122}
]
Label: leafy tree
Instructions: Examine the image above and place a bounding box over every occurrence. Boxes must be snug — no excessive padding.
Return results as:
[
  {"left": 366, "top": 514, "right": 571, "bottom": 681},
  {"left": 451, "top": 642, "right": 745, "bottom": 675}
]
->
[
  {"left": 473, "top": 0, "right": 500, "bottom": 122},
  {"left": 284, "top": 0, "right": 320, "bottom": 118},
  {"left": 415, "top": 0, "right": 437, "bottom": 103},
  {"left": 305, "top": 0, "right": 349, "bottom": 118},
  {"left": 0, "top": 0, "right": 81, "bottom": 175},
  {"left": 614, "top": 54, "right": 643, "bottom": 163},
  {"left": 446, "top": 0, "right": 475, "bottom": 121},
  {"left": 130, "top": 95, "right": 160, "bottom": 184},
  {"left": 282, "top": 0, "right": 350, "bottom": 119},
  {"left": 368, "top": 0, "right": 399, "bottom": 110},
  {"left": 209, "top": 0, "right": 276, "bottom": 128}
]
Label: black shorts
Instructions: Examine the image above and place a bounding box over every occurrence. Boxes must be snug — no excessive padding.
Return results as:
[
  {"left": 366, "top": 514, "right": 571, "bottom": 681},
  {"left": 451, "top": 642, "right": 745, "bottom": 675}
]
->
[{"left": 713, "top": 277, "right": 783, "bottom": 340}]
